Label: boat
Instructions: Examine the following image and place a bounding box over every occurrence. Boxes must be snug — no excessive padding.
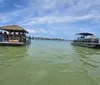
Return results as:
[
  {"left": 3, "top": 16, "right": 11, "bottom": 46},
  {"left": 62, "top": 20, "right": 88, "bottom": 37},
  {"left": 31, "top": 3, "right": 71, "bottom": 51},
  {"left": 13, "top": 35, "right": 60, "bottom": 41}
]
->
[
  {"left": 0, "top": 25, "right": 31, "bottom": 46},
  {"left": 71, "top": 33, "right": 100, "bottom": 48}
]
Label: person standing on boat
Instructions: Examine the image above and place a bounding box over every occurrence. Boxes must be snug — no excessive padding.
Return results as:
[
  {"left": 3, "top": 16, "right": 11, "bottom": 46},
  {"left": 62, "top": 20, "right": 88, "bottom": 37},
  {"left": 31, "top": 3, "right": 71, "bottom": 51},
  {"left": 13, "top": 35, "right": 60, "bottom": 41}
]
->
[
  {"left": 0, "top": 31, "right": 3, "bottom": 41},
  {"left": 4, "top": 31, "right": 8, "bottom": 41}
]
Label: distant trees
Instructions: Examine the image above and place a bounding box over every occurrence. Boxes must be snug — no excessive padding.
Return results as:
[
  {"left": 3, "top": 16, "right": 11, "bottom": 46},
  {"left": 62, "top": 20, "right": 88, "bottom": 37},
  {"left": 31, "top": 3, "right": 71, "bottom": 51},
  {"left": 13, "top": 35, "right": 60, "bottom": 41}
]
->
[{"left": 31, "top": 36, "right": 65, "bottom": 41}]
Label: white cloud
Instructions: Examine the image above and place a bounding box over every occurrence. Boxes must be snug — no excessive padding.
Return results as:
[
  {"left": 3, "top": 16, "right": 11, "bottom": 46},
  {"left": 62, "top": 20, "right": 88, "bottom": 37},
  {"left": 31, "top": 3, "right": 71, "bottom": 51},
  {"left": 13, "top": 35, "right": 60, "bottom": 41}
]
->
[
  {"left": 14, "top": 4, "right": 21, "bottom": 8},
  {"left": 0, "top": 16, "right": 10, "bottom": 22},
  {"left": 40, "top": 29, "right": 47, "bottom": 33},
  {"left": 50, "top": 32, "right": 56, "bottom": 35},
  {"left": 17, "top": 14, "right": 98, "bottom": 26},
  {"left": 2, "top": 0, "right": 100, "bottom": 24},
  {"left": 26, "top": 28, "right": 56, "bottom": 36},
  {"left": 79, "top": 28, "right": 95, "bottom": 34},
  {"left": 39, "top": 29, "right": 52, "bottom": 34},
  {"left": 26, "top": 29, "right": 36, "bottom": 33}
]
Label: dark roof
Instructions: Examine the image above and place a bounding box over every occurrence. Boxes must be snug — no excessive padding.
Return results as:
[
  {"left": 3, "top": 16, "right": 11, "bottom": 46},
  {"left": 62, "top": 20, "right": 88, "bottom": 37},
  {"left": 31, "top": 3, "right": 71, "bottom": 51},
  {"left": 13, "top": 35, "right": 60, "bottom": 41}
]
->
[
  {"left": 76, "top": 33, "right": 93, "bottom": 36},
  {"left": 0, "top": 25, "right": 28, "bottom": 33}
]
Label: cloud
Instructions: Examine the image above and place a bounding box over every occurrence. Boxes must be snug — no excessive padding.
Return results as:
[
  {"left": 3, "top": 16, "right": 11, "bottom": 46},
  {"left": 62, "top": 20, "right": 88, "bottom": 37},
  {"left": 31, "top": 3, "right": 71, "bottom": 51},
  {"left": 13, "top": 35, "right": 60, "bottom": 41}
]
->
[
  {"left": 26, "top": 29, "right": 36, "bottom": 33},
  {"left": 40, "top": 29, "right": 47, "bottom": 33},
  {"left": 26, "top": 28, "right": 56, "bottom": 36},
  {"left": 14, "top": 4, "right": 21, "bottom": 8},
  {"left": 2, "top": 0, "right": 100, "bottom": 25},
  {"left": 50, "top": 32, "right": 56, "bottom": 35},
  {"left": 78, "top": 28, "right": 95, "bottom": 34},
  {"left": 0, "top": 16, "right": 10, "bottom": 22},
  {"left": 17, "top": 14, "right": 97, "bottom": 26}
]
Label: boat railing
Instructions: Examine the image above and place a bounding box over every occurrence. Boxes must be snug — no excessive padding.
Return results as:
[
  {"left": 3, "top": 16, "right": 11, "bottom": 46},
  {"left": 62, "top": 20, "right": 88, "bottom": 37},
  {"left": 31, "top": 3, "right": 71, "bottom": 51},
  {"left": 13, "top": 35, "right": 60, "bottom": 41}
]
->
[{"left": 74, "top": 37, "right": 99, "bottom": 43}]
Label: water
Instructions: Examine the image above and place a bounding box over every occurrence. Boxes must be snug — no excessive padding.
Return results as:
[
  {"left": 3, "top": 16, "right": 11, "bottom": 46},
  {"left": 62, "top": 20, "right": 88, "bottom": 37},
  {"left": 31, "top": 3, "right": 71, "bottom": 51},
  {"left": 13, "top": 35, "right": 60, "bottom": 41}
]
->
[{"left": 0, "top": 40, "right": 100, "bottom": 85}]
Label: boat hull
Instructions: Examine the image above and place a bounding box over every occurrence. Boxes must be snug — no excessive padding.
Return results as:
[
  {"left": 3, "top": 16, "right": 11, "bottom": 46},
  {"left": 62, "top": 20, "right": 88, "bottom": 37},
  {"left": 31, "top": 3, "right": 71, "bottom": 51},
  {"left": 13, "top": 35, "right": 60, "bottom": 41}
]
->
[
  {"left": 71, "top": 42, "right": 100, "bottom": 48},
  {"left": 0, "top": 38, "right": 31, "bottom": 46},
  {"left": 0, "top": 41, "right": 31, "bottom": 46}
]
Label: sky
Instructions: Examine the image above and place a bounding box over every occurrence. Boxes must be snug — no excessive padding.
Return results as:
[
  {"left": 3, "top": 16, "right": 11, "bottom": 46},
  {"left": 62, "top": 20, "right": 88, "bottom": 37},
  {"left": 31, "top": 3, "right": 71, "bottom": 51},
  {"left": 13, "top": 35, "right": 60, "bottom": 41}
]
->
[{"left": 0, "top": 0, "right": 100, "bottom": 39}]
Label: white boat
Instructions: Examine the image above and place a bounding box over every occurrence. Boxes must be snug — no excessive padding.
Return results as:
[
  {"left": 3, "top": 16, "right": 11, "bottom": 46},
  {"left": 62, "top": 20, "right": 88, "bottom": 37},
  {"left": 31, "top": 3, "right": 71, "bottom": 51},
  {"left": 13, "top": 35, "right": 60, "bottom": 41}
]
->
[{"left": 71, "top": 33, "right": 100, "bottom": 48}]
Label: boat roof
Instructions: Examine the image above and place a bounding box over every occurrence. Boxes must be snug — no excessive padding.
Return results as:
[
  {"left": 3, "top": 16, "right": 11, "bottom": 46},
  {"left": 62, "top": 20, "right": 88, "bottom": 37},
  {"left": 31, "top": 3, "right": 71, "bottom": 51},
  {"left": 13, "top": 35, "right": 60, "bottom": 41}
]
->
[
  {"left": 76, "top": 33, "right": 93, "bottom": 36},
  {"left": 0, "top": 25, "right": 29, "bottom": 33}
]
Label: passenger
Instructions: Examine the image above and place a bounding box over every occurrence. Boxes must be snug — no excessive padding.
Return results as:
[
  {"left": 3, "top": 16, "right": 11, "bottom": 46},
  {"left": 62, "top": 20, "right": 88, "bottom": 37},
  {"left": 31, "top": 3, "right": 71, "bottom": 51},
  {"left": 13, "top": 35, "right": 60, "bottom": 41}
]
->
[
  {"left": 22, "top": 32, "right": 26, "bottom": 42},
  {"left": 83, "top": 35, "right": 85, "bottom": 38},
  {"left": 13, "top": 32, "right": 18, "bottom": 40},
  {"left": 8, "top": 32, "right": 12, "bottom": 40},
  {"left": 18, "top": 32, "right": 20, "bottom": 35},
  {"left": 4, "top": 31, "right": 7, "bottom": 35},
  {"left": 14, "top": 32, "right": 16, "bottom": 35},
  {"left": 22, "top": 32, "right": 25, "bottom": 36},
  {"left": 4, "top": 32, "right": 7, "bottom": 41},
  {"left": 81, "top": 35, "right": 84, "bottom": 38}
]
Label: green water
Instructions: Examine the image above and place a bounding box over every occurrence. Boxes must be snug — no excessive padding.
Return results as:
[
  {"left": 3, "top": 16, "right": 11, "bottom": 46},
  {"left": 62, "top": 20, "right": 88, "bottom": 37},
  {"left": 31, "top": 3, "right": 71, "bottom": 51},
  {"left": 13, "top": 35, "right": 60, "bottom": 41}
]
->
[{"left": 0, "top": 40, "right": 100, "bottom": 85}]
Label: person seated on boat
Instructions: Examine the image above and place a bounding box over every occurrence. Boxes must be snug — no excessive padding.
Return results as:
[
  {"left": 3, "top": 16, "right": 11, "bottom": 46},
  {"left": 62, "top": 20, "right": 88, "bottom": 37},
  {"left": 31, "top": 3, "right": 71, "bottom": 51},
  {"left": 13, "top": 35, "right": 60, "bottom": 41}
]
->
[
  {"left": 13, "top": 32, "right": 19, "bottom": 40},
  {"left": 14, "top": 32, "right": 18, "bottom": 37},
  {"left": 18, "top": 32, "right": 21, "bottom": 35},
  {"left": 20, "top": 32, "right": 25, "bottom": 36},
  {"left": 8, "top": 32, "right": 13, "bottom": 40},
  {"left": 83, "top": 35, "right": 85, "bottom": 38},
  {"left": 17, "top": 32, "right": 20, "bottom": 41},
  {"left": 4, "top": 31, "right": 7, "bottom": 35},
  {"left": 14, "top": 32, "right": 16, "bottom": 35},
  {"left": 80, "top": 35, "right": 85, "bottom": 38}
]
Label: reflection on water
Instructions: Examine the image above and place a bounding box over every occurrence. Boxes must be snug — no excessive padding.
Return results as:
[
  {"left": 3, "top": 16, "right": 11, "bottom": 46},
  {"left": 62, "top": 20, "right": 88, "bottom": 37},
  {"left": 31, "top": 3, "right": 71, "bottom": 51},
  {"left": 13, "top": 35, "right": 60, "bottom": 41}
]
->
[{"left": 0, "top": 40, "right": 100, "bottom": 85}]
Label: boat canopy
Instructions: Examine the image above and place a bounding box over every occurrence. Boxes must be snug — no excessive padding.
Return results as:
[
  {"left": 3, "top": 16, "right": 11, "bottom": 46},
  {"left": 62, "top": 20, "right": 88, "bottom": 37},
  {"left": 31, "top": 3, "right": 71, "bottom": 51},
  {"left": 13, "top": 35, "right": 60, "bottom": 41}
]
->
[
  {"left": 0, "top": 25, "right": 28, "bottom": 33},
  {"left": 76, "top": 33, "right": 93, "bottom": 36}
]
